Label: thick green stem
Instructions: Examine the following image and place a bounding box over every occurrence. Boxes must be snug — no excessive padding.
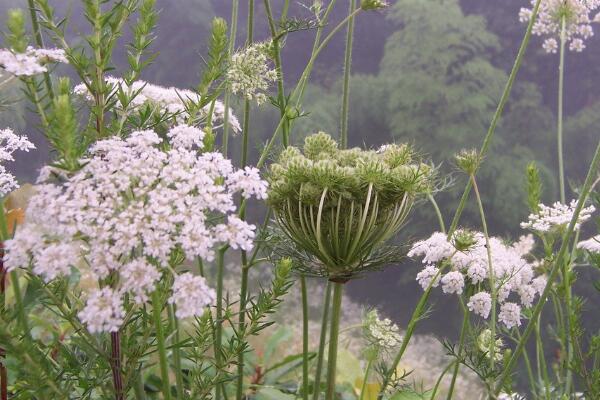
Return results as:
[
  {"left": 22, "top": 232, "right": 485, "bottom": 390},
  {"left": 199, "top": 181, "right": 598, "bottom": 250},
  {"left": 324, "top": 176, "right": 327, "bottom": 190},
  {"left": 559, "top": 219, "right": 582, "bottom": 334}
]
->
[
  {"left": 557, "top": 15, "right": 567, "bottom": 205},
  {"left": 339, "top": 0, "right": 356, "bottom": 148},
  {"left": 325, "top": 282, "right": 343, "bottom": 400},
  {"left": 494, "top": 139, "right": 600, "bottom": 395},
  {"left": 312, "top": 282, "right": 332, "bottom": 400},
  {"left": 447, "top": 0, "right": 543, "bottom": 235},
  {"left": 151, "top": 290, "right": 171, "bottom": 400},
  {"left": 301, "top": 276, "right": 309, "bottom": 400},
  {"left": 446, "top": 303, "right": 470, "bottom": 400}
]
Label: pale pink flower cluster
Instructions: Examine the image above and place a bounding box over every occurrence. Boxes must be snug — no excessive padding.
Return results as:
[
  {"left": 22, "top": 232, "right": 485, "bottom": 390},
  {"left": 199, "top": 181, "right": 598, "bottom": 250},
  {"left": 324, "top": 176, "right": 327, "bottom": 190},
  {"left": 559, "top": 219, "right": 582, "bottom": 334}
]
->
[
  {"left": 74, "top": 77, "right": 241, "bottom": 133},
  {"left": 0, "top": 128, "right": 35, "bottom": 196},
  {"left": 4, "top": 126, "right": 267, "bottom": 332},
  {"left": 519, "top": 0, "right": 600, "bottom": 52},
  {"left": 578, "top": 235, "right": 600, "bottom": 253},
  {"left": 0, "top": 46, "right": 67, "bottom": 76},
  {"left": 409, "top": 231, "right": 543, "bottom": 328},
  {"left": 520, "top": 200, "right": 595, "bottom": 232}
]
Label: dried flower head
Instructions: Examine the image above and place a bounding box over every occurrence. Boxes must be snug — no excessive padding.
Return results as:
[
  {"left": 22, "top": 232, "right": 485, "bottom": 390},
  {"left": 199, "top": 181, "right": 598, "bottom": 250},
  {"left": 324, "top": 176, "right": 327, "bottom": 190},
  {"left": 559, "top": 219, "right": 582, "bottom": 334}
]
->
[{"left": 268, "top": 133, "right": 432, "bottom": 281}]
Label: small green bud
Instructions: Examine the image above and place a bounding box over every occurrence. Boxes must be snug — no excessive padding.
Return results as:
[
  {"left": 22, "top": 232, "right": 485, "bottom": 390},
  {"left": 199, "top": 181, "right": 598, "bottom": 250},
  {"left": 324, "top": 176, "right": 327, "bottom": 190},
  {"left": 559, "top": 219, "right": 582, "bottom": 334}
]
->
[
  {"left": 455, "top": 149, "right": 481, "bottom": 175},
  {"left": 276, "top": 257, "right": 293, "bottom": 278},
  {"left": 452, "top": 229, "right": 477, "bottom": 252},
  {"left": 285, "top": 106, "right": 301, "bottom": 120},
  {"left": 525, "top": 161, "right": 542, "bottom": 213},
  {"left": 361, "top": 0, "right": 388, "bottom": 11},
  {"left": 304, "top": 131, "right": 337, "bottom": 160}
]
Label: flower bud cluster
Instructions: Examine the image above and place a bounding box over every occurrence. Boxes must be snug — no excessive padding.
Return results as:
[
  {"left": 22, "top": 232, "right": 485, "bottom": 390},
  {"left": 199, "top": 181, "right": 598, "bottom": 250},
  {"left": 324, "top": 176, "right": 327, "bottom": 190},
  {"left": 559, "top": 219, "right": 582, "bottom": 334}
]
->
[{"left": 227, "top": 41, "right": 278, "bottom": 105}]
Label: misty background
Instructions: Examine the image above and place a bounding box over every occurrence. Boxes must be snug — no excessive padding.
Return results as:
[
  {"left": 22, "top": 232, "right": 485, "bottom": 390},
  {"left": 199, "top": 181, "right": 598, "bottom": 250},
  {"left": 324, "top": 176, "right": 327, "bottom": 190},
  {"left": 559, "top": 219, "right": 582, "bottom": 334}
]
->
[{"left": 1, "top": 0, "right": 599, "bottom": 378}]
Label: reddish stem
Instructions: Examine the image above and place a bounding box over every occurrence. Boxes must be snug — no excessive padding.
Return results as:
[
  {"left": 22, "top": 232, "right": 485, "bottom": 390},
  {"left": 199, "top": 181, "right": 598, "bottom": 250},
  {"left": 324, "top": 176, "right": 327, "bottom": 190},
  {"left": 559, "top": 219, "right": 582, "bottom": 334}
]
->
[{"left": 111, "top": 331, "right": 124, "bottom": 400}]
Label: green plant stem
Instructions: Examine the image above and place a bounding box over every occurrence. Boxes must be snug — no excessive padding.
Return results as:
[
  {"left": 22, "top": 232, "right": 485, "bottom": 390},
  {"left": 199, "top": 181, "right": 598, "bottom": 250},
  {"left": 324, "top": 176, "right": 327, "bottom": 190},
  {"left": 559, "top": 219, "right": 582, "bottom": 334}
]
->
[
  {"left": 27, "top": 0, "right": 54, "bottom": 99},
  {"left": 516, "top": 330, "right": 538, "bottom": 399},
  {"left": 301, "top": 276, "right": 309, "bottom": 400},
  {"left": 152, "top": 290, "right": 171, "bottom": 400},
  {"left": 325, "top": 282, "right": 343, "bottom": 400},
  {"left": 428, "top": 193, "right": 446, "bottom": 233},
  {"left": 215, "top": 247, "right": 226, "bottom": 400},
  {"left": 168, "top": 305, "right": 184, "bottom": 399},
  {"left": 358, "top": 358, "right": 373, "bottom": 400},
  {"left": 494, "top": 139, "right": 600, "bottom": 395},
  {"left": 557, "top": 15, "right": 567, "bottom": 205},
  {"left": 447, "top": 0, "right": 543, "bottom": 235},
  {"left": 313, "top": 282, "right": 332, "bottom": 400},
  {"left": 263, "top": 0, "right": 290, "bottom": 146},
  {"left": 340, "top": 0, "right": 356, "bottom": 148},
  {"left": 134, "top": 374, "right": 146, "bottom": 400},
  {"left": 431, "top": 360, "right": 457, "bottom": 400},
  {"left": 470, "top": 175, "right": 498, "bottom": 371},
  {"left": 221, "top": 0, "right": 239, "bottom": 156},
  {"left": 535, "top": 313, "right": 550, "bottom": 400},
  {"left": 446, "top": 302, "right": 470, "bottom": 400}
]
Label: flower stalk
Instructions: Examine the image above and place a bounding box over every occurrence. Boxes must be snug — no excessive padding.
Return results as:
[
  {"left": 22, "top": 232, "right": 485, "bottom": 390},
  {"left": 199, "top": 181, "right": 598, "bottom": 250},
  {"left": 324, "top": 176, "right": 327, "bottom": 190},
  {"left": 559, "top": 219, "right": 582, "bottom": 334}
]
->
[
  {"left": 152, "top": 290, "right": 171, "bottom": 400},
  {"left": 325, "top": 281, "right": 344, "bottom": 400},
  {"left": 110, "top": 332, "right": 124, "bottom": 400}
]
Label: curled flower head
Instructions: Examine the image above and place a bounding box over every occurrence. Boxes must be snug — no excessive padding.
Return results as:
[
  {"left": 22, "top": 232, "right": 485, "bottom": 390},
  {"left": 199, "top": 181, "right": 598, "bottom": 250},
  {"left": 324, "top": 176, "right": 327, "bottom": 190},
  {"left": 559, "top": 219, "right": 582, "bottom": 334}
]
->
[
  {"left": 519, "top": 0, "right": 600, "bottom": 53},
  {"left": 268, "top": 133, "right": 432, "bottom": 281}
]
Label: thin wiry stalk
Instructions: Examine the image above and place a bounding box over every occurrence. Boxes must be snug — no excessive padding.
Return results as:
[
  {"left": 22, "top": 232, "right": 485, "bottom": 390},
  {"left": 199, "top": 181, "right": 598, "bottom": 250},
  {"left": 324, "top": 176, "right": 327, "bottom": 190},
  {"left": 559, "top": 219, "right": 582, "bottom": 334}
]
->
[
  {"left": 312, "top": 281, "right": 332, "bottom": 400},
  {"left": 428, "top": 193, "right": 446, "bottom": 233},
  {"left": 535, "top": 313, "right": 551, "bottom": 399},
  {"left": 215, "top": 247, "right": 226, "bottom": 400},
  {"left": 168, "top": 305, "right": 185, "bottom": 398},
  {"left": 27, "top": 0, "right": 54, "bottom": 99},
  {"left": 340, "top": 0, "right": 356, "bottom": 148},
  {"left": 358, "top": 358, "right": 373, "bottom": 400},
  {"left": 494, "top": 139, "right": 600, "bottom": 395},
  {"left": 557, "top": 15, "right": 567, "bottom": 204},
  {"left": 515, "top": 330, "right": 538, "bottom": 399},
  {"left": 235, "top": 2, "right": 254, "bottom": 398},
  {"left": 445, "top": 299, "right": 470, "bottom": 400},
  {"left": 221, "top": 0, "right": 239, "bottom": 156},
  {"left": 447, "top": 0, "right": 543, "bottom": 235}
]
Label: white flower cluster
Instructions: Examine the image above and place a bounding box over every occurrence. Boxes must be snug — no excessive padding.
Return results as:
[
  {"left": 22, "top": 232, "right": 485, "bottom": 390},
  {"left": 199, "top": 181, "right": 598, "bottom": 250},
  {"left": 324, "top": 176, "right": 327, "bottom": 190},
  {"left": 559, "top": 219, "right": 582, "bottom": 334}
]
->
[
  {"left": 227, "top": 41, "right": 278, "bottom": 105},
  {"left": 409, "top": 231, "right": 545, "bottom": 328},
  {"left": 0, "top": 128, "right": 35, "bottom": 196},
  {"left": 0, "top": 46, "right": 67, "bottom": 76},
  {"left": 519, "top": 0, "right": 600, "bottom": 52},
  {"left": 73, "top": 77, "right": 241, "bottom": 133},
  {"left": 4, "top": 125, "right": 267, "bottom": 332},
  {"left": 520, "top": 200, "right": 595, "bottom": 232},
  {"left": 363, "top": 309, "right": 402, "bottom": 349},
  {"left": 578, "top": 235, "right": 600, "bottom": 253}
]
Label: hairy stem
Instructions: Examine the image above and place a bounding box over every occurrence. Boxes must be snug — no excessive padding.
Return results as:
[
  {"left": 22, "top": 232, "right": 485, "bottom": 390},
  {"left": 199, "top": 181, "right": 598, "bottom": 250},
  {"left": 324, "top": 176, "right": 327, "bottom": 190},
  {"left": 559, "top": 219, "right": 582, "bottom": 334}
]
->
[
  {"left": 301, "top": 276, "right": 309, "bottom": 400},
  {"left": 325, "top": 282, "right": 343, "bottom": 400}
]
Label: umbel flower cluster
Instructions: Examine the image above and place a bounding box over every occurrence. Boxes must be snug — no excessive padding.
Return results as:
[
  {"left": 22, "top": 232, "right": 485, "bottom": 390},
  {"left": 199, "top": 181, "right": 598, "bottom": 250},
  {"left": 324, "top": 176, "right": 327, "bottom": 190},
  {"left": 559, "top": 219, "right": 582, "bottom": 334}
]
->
[
  {"left": 520, "top": 199, "right": 596, "bottom": 232},
  {"left": 0, "top": 128, "right": 35, "bottom": 196},
  {"left": 268, "top": 132, "right": 432, "bottom": 281},
  {"left": 519, "top": 0, "right": 600, "bottom": 52},
  {"left": 409, "top": 231, "right": 546, "bottom": 329},
  {"left": 0, "top": 46, "right": 67, "bottom": 76},
  {"left": 227, "top": 41, "right": 278, "bottom": 105},
  {"left": 74, "top": 77, "right": 241, "bottom": 132},
  {"left": 4, "top": 125, "right": 267, "bottom": 333},
  {"left": 363, "top": 309, "right": 402, "bottom": 350}
]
